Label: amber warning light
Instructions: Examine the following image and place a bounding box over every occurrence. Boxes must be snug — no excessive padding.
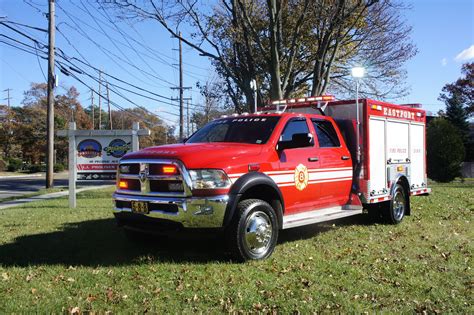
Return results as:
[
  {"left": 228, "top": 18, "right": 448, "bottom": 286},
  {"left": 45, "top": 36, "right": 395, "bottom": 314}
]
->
[
  {"left": 162, "top": 165, "right": 178, "bottom": 174},
  {"left": 118, "top": 180, "right": 128, "bottom": 189}
]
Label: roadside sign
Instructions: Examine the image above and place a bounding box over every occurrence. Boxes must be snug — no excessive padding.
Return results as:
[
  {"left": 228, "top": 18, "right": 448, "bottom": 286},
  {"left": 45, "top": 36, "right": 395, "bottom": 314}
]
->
[
  {"left": 76, "top": 136, "right": 131, "bottom": 180},
  {"left": 57, "top": 122, "right": 150, "bottom": 208}
]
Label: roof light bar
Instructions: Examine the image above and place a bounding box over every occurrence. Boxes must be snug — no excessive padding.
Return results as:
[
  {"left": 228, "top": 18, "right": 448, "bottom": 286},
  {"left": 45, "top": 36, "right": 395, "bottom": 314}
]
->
[{"left": 270, "top": 95, "right": 335, "bottom": 106}]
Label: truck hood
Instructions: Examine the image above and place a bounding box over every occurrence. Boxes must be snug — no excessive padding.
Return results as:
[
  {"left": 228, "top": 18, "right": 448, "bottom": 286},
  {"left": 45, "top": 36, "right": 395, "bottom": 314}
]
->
[{"left": 121, "top": 143, "right": 263, "bottom": 168}]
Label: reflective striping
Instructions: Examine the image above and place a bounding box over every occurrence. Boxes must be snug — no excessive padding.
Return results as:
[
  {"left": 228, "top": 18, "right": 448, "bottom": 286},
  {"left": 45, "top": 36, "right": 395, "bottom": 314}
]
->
[
  {"left": 227, "top": 168, "right": 353, "bottom": 186},
  {"left": 269, "top": 174, "right": 294, "bottom": 184},
  {"left": 307, "top": 177, "right": 353, "bottom": 184},
  {"left": 308, "top": 170, "right": 352, "bottom": 181},
  {"left": 410, "top": 188, "right": 431, "bottom": 196},
  {"left": 369, "top": 195, "right": 391, "bottom": 203}
]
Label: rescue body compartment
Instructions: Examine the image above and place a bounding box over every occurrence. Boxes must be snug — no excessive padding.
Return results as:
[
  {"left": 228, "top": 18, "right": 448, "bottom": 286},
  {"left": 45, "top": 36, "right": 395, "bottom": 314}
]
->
[{"left": 326, "top": 99, "right": 430, "bottom": 204}]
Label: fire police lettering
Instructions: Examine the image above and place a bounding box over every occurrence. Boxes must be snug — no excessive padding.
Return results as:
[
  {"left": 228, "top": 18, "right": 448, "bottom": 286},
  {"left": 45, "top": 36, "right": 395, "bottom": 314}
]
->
[{"left": 231, "top": 118, "right": 265, "bottom": 123}]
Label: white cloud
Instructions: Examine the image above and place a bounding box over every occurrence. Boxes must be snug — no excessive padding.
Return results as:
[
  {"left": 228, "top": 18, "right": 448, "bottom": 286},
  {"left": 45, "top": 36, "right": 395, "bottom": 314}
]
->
[
  {"left": 441, "top": 58, "right": 447, "bottom": 66},
  {"left": 455, "top": 45, "right": 474, "bottom": 61}
]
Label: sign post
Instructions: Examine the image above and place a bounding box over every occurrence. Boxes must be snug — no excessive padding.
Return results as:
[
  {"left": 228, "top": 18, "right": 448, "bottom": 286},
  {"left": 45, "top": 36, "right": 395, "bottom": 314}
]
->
[
  {"left": 68, "top": 122, "right": 77, "bottom": 208},
  {"left": 58, "top": 123, "right": 150, "bottom": 208}
]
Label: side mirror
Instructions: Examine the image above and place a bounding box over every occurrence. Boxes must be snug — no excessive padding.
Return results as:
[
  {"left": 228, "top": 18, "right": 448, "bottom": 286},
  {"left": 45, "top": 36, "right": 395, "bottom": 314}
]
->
[{"left": 277, "top": 133, "right": 313, "bottom": 151}]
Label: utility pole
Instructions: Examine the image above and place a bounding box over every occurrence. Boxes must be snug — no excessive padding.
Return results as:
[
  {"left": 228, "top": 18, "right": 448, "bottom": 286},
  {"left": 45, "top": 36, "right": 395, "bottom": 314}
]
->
[
  {"left": 107, "top": 82, "right": 112, "bottom": 130},
  {"left": 3, "top": 88, "right": 12, "bottom": 108},
  {"left": 46, "top": 0, "right": 55, "bottom": 189},
  {"left": 90, "top": 89, "right": 94, "bottom": 130},
  {"left": 171, "top": 32, "right": 191, "bottom": 140},
  {"left": 98, "top": 70, "right": 102, "bottom": 130},
  {"left": 178, "top": 32, "right": 183, "bottom": 140},
  {"left": 186, "top": 99, "right": 190, "bottom": 137}
]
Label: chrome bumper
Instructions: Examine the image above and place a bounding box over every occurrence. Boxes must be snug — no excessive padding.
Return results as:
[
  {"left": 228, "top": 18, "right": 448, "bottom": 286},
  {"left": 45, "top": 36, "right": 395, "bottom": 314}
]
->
[{"left": 113, "top": 193, "right": 229, "bottom": 228}]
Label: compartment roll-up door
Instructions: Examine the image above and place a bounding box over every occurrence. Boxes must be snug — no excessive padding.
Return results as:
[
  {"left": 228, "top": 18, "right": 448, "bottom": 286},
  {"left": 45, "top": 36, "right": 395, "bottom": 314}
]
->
[
  {"left": 386, "top": 121, "right": 409, "bottom": 163},
  {"left": 410, "top": 123, "right": 425, "bottom": 188},
  {"left": 369, "top": 118, "right": 386, "bottom": 195}
]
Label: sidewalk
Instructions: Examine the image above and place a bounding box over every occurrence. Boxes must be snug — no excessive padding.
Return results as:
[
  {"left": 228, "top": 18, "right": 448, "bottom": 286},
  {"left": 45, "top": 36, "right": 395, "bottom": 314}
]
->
[
  {"left": 0, "top": 173, "right": 44, "bottom": 179},
  {"left": 0, "top": 185, "right": 113, "bottom": 210}
]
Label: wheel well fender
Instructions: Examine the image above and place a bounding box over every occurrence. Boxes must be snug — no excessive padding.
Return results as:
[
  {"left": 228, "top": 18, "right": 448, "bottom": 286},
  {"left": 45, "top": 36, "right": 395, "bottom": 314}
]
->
[
  {"left": 390, "top": 175, "right": 411, "bottom": 215},
  {"left": 224, "top": 172, "right": 285, "bottom": 228}
]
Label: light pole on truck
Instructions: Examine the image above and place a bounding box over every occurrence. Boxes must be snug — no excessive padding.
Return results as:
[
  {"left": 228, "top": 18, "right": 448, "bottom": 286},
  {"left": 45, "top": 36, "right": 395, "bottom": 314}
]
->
[{"left": 351, "top": 66, "right": 365, "bottom": 164}]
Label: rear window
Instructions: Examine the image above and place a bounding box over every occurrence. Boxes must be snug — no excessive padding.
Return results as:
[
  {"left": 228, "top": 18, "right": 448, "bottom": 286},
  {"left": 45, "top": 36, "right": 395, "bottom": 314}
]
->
[
  {"left": 312, "top": 119, "right": 341, "bottom": 147},
  {"left": 186, "top": 116, "right": 280, "bottom": 144}
]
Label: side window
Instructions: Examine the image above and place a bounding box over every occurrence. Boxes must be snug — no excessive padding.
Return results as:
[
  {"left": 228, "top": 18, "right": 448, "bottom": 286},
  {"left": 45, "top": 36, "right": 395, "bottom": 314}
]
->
[
  {"left": 312, "top": 119, "right": 341, "bottom": 148},
  {"left": 280, "top": 118, "right": 310, "bottom": 142}
]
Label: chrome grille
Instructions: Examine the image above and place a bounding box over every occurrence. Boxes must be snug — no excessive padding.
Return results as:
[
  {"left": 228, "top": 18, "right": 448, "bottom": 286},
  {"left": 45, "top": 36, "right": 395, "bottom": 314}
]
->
[{"left": 116, "top": 159, "right": 191, "bottom": 197}]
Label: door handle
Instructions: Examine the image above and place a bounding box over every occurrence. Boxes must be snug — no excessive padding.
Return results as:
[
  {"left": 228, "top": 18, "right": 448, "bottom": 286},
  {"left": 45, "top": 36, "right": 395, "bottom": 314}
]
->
[
  {"left": 341, "top": 156, "right": 350, "bottom": 160},
  {"left": 308, "top": 157, "right": 319, "bottom": 162}
]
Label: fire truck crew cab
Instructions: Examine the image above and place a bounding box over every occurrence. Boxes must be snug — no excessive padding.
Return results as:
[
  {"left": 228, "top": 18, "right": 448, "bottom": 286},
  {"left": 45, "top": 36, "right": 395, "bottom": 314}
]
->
[{"left": 113, "top": 96, "right": 430, "bottom": 261}]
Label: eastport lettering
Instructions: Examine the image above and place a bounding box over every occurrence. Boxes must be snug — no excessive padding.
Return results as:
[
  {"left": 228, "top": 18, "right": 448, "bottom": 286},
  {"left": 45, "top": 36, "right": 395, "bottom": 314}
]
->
[{"left": 382, "top": 107, "right": 416, "bottom": 120}]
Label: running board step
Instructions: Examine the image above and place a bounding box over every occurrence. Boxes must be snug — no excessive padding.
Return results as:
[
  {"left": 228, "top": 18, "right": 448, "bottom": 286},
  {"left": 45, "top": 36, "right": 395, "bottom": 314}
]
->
[{"left": 282, "top": 206, "right": 363, "bottom": 229}]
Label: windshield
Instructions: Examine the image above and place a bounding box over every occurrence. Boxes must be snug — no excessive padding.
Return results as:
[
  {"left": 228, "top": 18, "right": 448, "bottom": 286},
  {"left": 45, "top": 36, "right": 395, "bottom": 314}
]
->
[{"left": 186, "top": 116, "right": 280, "bottom": 144}]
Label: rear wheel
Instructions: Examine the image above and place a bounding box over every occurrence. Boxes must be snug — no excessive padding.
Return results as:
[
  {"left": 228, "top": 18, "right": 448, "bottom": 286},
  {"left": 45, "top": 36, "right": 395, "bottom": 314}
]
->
[
  {"left": 383, "top": 184, "right": 407, "bottom": 224},
  {"left": 226, "top": 199, "right": 279, "bottom": 261}
]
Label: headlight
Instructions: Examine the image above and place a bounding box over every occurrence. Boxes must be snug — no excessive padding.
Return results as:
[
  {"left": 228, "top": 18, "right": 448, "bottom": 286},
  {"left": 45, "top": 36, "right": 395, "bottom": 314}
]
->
[{"left": 188, "top": 169, "right": 231, "bottom": 189}]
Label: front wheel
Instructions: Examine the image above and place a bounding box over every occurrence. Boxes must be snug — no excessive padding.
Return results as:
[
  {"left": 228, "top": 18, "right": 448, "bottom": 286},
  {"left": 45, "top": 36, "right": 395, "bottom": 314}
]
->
[
  {"left": 383, "top": 184, "right": 407, "bottom": 224},
  {"left": 226, "top": 199, "right": 279, "bottom": 261}
]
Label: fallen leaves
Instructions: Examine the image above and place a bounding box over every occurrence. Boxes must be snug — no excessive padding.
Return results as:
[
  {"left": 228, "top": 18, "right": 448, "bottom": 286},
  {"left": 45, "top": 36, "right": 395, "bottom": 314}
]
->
[{"left": 2, "top": 272, "right": 9, "bottom": 281}]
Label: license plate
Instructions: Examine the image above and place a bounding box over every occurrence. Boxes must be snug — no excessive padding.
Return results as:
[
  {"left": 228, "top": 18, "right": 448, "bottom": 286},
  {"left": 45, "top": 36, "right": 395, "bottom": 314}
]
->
[{"left": 131, "top": 201, "right": 149, "bottom": 214}]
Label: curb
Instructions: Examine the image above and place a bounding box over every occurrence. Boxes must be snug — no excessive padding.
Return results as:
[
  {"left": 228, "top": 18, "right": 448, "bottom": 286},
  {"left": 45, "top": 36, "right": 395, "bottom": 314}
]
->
[{"left": 0, "top": 185, "right": 114, "bottom": 210}]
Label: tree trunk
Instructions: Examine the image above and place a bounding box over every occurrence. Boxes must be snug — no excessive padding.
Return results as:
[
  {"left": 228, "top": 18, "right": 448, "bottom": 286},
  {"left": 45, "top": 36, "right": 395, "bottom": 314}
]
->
[{"left": 268, "top": 0, "right": 283, "bottom": 100}]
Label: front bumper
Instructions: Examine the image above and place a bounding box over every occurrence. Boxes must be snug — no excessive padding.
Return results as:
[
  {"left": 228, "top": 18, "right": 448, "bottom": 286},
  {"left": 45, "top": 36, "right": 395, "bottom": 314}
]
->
[{"left": 113, "top": 192, "right": 229, "bottom": 228}]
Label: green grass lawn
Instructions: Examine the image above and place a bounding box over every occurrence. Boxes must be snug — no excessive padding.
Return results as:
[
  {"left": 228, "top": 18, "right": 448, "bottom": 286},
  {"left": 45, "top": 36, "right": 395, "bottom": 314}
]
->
[{"left": 0, "top": 182, "right": 472, "bottom": 313}]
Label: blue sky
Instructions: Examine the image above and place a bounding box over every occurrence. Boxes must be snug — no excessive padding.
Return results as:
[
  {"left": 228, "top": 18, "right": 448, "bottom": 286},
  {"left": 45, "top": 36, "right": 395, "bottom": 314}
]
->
[{"left": 0, "top": 0, "right": 473, "bottom": 125}]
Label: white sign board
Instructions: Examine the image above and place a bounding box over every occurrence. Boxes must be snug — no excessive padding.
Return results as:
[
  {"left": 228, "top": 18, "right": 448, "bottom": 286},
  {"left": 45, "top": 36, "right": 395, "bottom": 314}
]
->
[
  {"left": 57, "top": 122, "right": 150, "bottom": 208},
  {"left": 76, "top": 136, "right": 132, "bottom": 180}
]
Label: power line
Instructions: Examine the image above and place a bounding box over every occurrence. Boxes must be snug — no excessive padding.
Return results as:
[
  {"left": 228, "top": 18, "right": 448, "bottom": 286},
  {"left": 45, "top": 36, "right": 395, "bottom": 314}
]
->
[
  {"left": 2, "top": 15, "right": 206, "bottom": 108},
  {"left": 56, "top": 2, "right": 174, "bottom": 89},
  {"left": 76, "top": 0, "right": 178, "bottom": 84},
  {"left": 3, "top": 20, "right": 47, "bottom": 33},
  {"left": 0, "top": 21, "right": 207, "bottom": 119},
  {"left": 34, "top": 42, "right": 47, "bottom": 82}
]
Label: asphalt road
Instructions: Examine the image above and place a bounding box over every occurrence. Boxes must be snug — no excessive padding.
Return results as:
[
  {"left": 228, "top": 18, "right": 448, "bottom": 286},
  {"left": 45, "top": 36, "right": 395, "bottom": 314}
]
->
[{"left": 0, "top": 172, "right": 114, "bottom": 200}]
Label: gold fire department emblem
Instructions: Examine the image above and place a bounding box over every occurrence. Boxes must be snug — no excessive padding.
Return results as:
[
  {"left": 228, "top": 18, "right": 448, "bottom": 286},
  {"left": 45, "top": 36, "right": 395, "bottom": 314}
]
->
[{"left": 294, "top": 163, "right": 309, "bottom": 191}]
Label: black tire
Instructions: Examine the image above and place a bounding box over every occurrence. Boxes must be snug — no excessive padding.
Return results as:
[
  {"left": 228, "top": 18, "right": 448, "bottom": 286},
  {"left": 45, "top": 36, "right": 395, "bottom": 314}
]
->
[
  {"left": 226, "top": 199, "right": 279, "bottom": 261},
  {"left": 382, "top": 184, "right": 407, "bottom": 224}
]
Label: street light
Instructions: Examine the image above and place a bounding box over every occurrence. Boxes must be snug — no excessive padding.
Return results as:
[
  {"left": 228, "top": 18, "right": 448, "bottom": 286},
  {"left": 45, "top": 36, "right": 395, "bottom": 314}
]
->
[{"left": 351, "top": 66, "right": 365, "bottom": 164}]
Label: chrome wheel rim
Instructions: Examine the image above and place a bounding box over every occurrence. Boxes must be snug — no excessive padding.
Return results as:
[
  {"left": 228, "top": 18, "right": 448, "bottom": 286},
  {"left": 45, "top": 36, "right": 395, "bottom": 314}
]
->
[
  {"left": 393, "top": 190, "right": 405, "bottom": 221},
  {"left": 244, "top": 211, "right": 273, "bottom": 256}
]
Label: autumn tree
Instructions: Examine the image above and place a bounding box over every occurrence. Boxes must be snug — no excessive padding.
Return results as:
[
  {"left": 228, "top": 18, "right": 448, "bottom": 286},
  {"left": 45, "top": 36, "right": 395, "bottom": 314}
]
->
[
  {"left": 440, "top": 62, "right": 474, "bottom": 117},
  {"left": 7, "top": 83, "right": 92, "bottom": 165},
  {"left": 105, "top": 0, "right": 415, "bottom": 111},
  {"left": 0, "top": 105, "right": 16, "bottom": 159},
  {"left": 109, "top": 107, "right": 177, "bottom": 146},
  {"left": 439, "top": 62, "right": 473, "bottom": 161},
  {"left": 191, "top": 80, "right": 232, "bottom": 129},
  {"left": 427, "top": 118, "right": 465, "bottom": 182}
]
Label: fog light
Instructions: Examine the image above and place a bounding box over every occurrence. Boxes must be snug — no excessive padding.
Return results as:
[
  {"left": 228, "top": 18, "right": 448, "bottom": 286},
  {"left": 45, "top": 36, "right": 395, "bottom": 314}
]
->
[
  {"left": 118, "top": 180, "right": 128, "bottom": 189},
  {"left": 163, "top": 165, "right": 178, "bottom": 174}
]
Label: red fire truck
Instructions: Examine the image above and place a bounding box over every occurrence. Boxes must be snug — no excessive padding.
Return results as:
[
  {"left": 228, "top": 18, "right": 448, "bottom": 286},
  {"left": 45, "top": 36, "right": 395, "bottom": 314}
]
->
[{"left": 113, "top": 96, "right": 430, "bottom": 261}]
